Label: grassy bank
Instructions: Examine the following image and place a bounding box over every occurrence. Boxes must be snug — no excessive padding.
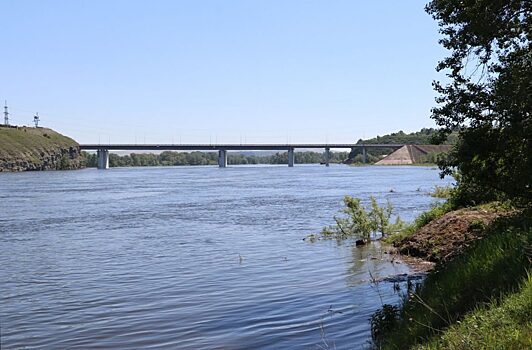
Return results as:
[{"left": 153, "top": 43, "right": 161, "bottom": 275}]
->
[
  {"left": 373, "top": 209, "right": 532, "bottom": 349},
  {"left": 0, "top": 126, "right": 76, "bottom": 156},
  {"left": 0, "top": 126, "right": 82, "bottom": 171},
  {"left": 418, "top": 273, "right": 532, "bottom": 349}
]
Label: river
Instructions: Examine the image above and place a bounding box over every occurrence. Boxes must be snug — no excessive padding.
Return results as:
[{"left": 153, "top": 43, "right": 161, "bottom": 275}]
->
[{"left": 0, "top": 165, "right": 452, "bottom": 349}]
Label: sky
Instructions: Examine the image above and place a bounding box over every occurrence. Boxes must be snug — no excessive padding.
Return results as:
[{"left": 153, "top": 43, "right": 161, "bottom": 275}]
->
[{"left": 1, "top": 1, "right": 447, "bottom": 144}]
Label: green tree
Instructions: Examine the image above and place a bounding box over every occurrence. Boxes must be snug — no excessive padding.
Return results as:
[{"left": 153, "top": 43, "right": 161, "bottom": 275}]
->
[
  {"left": 81, "top": 151, "right": 97, "bottom": 167},
  {"left": 427, "top": 0, "right": 531, "bottom": 204}
]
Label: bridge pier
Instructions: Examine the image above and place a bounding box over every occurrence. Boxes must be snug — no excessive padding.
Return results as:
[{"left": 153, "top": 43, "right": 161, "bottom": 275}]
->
[
  {"left": 324, "top": 147, "right": 330, "bottom": 167},
  {"left": 288, "top": 147, "right": 295, "bottom": 167},
  {"left": 218, "top": 149, "right": 227, "bottom": 168},
  {"left": 362, "top": 147, "right": 367, "bottom": 164},
  {"left": 97, "top": 149, "right": 109, "bottom": 170}
]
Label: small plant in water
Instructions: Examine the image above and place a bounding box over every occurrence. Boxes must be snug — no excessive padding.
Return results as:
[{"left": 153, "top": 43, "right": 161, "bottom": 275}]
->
[
  {"left": 318, "top": 196, "right": 405, "bottom": 242},
  {"left": 429, "top": 185, "right": 454, "bottom": 199}
]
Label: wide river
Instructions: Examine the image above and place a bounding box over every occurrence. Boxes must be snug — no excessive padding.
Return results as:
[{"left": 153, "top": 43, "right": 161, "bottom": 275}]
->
[{"left": 1, "top": 165, "right": 452, "bottom": 349}]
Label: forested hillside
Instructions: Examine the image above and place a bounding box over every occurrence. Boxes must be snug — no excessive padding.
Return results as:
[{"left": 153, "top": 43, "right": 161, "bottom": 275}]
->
[{"left": 348, "top": 128, "right": 457, "bottom": 163}]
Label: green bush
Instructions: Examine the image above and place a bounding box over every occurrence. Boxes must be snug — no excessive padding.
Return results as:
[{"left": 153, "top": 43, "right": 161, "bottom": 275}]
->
[
  {"left": 59, "top": 155, "right": 70, "bottom": 170},
  {"left": 429, "top": 185, "right": 454, "bottom": 199},
  {"left": 318, "top": 196, "right": 405, "bottom": 242}
]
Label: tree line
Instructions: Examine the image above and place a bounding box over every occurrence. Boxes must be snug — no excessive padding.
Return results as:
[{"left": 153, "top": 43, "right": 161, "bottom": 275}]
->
[{"left": 81, "top": 150, "right": 350, "bottom": 168}]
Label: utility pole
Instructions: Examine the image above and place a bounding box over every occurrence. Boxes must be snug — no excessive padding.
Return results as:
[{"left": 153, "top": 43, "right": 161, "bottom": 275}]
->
[
  {"left": 3, "top": 101, "right": 9, "bottom": 125},
  {"left": 33, "top": 113, "right": 40, "bottom": 127}
]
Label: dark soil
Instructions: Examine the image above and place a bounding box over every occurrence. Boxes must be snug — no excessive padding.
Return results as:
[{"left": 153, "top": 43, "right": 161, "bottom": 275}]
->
[{"left": 394, "top": 208, "right": 507, "bottom": 264}]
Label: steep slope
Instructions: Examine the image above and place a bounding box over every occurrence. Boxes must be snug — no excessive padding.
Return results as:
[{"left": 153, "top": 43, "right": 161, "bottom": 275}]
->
[
  {"left": 0, "top": 126, "right": 83, "bottom": 171},
  {"left": 375, "top": 144, "right": 452, "bottom": 165}
]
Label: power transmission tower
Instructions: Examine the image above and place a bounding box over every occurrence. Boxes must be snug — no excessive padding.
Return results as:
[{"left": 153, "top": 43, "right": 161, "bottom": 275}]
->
[
  {"left": 3, "top": 101, "right": 9, "bottom": 125},
  {"left": 33, "top": 113, "right": 40, "bottom": 127}
]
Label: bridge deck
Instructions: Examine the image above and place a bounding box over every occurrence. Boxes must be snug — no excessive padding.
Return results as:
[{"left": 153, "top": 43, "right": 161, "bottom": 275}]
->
[{"left": 79, "top": 144, "right": 404, "bottom": 151}]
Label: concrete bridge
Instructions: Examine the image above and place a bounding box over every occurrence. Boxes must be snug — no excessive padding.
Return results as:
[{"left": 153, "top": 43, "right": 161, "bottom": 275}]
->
[{"left": 79, "top": 143, "right": 404, "bottom": 169}]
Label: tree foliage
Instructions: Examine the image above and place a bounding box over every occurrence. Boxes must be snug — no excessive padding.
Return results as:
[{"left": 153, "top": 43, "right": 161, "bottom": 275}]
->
[
  {"left": 427, "top": 0, "right": 531, "bottom": 204},
  {"left": 81, "top": 150, "right": 349, "bottom": 167},
  {"left": 357, "top": 128, "right": 456, "bottom": 146}
]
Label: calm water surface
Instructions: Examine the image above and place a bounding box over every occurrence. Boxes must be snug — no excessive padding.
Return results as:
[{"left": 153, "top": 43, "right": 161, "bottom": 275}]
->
[{"left": 0, "top": 165, "right": 452, "bottom": 349}]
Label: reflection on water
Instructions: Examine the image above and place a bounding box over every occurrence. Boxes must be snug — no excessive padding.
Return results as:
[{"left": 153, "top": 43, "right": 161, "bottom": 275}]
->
[{"left": 0, "top": 165, "right": 451, "bottom": 349}]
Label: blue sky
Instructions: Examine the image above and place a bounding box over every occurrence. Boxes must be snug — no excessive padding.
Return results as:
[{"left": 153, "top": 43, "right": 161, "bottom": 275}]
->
[{"left": 1, "top": 1, "right": 446, "bottom": 144}]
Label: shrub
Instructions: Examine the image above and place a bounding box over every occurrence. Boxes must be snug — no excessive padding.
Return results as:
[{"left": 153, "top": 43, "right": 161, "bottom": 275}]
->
[
  {"left": 429, "top": 185, "right": 454, "bottom": 199},
  {"left": 319, "top": 196, "right": 405, "bottom": 242},
  {"left": 59, "top": 155, "right": 70, "bottom": 170}
]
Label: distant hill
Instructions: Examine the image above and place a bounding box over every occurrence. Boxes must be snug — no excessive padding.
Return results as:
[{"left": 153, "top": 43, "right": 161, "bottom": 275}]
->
[
  {"left": 0, "top": 126, "right": 83, "bottom": 171},
  {"left": 357, "top": 128, "right": 457, "bottom": 145},
  {"left": 347, "top": 128, "right": 457, "bottom": 164}
]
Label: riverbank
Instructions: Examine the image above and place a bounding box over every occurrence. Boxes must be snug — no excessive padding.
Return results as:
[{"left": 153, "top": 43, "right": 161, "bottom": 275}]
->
[
  {"left": 373, "top": 203, "right": 532, "bottom": 349},
  {"left": 0, "top": 126, "right": 83, "bottom": 171},
  {"left": 392, "top": 203, "right": 514, "bottom": 264}
]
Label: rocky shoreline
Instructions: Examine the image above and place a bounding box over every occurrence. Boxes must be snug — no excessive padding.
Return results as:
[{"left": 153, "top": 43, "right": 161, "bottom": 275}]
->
[
  {"left": 0, "top": 126, "right": 84, "bottom": 172},
  {"left": 0, "top": 146, "right": 83, "bottom": 171}
]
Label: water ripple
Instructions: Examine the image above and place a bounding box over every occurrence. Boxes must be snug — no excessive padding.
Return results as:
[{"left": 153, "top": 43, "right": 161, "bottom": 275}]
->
[{"left": 0, "top": 165, "right": 452, "bottom": 349}]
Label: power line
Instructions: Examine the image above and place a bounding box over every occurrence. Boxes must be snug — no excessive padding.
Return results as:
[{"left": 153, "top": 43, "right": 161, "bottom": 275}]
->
[{"left": 3, "top": 101, "right": 9, "bottom": 125}]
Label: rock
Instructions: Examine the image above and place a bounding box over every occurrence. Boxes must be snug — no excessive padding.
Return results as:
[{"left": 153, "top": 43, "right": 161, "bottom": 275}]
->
[
  {"left": 380, "top": 273, "right": 426, "bottom": 283},
  {"left": 0, "top": 126, "right": 83, "bottom": 172}
]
